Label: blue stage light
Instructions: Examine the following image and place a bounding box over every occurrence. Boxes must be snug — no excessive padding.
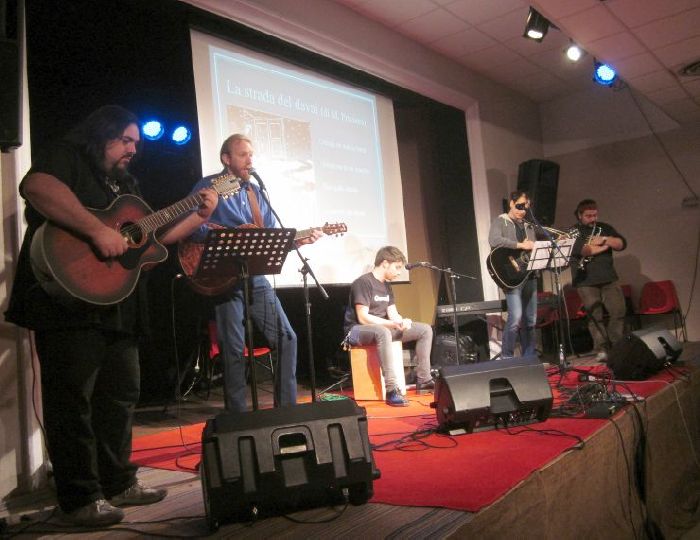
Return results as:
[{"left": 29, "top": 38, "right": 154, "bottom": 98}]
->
[
  {"left": 594, "top": 61, "right": 617, "bottom": 86},
  {"left": 171, "top": 125, "right": 191, "bottom": 145},
  {"left": 141, "top": 120, "right": 164, "bottom": 141}
]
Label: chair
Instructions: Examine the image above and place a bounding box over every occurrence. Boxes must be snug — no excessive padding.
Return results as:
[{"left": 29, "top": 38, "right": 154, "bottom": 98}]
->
[
  {"left": 536, "top": 291, "right": 559, "bottom": 354},
  {"left": 207, "top": 320, "right": 275, "bottom": 386},
  {"left": 348, "top": 341, "right": 406, "bottom": 401},
  {"left": 563, "top": 287, "right": 586, "bottom": 320},
  {"left": 637, "top": 280, "right": 687, "bottom": 341},
  {"left": 619, "top": 284, "right": 639, "bottom": 331}
]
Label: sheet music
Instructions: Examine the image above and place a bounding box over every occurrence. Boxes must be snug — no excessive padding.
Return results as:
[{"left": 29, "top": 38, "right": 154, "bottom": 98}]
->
[{"left": 526, "top": 239, "right": 574, "bottom": 271}]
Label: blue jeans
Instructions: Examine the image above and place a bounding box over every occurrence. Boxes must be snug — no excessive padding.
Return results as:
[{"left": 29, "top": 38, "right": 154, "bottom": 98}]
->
[
  {"left": 215, "top": 277, "right": 297, "bottom": 412},
  {"left": 502, "top": 278, "right": 538, "bottom": 358}
]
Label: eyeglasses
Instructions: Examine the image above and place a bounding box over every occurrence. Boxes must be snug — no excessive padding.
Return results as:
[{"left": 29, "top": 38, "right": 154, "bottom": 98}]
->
[{"left": 515, "top": 203, "right": 530, "bottom": 210}]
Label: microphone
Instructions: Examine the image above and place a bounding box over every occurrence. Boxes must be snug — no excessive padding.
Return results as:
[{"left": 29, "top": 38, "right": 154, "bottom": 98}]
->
[
  {"left": 405, "top": 261, "right": 431, "bottom": 270},
  {"left": 247, "top": 167, "right": 266, "bottom": 192}
]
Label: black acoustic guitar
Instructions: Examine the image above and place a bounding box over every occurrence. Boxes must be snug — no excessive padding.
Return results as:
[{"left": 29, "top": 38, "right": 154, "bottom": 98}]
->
[
  {"left": 486, "top": 247, "right": 533, "bottom": 289},
  {"left": 30, "top": 173, "right": 241, "bottom": 305}
]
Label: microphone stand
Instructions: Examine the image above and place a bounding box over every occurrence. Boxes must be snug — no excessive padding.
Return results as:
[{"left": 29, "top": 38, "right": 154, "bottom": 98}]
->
[
  {"left": 525, "top": 210, "right": 572, "bottom": 383},
  {"left": 255, "top": 177, "right": 328, "bottom": 403},
  {"left": 411, "top": 263, "right": 476, "bottom": 365}
]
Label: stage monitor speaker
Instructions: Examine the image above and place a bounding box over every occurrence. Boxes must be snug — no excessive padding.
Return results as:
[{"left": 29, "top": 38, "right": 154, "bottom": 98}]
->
[
  {"left": 0, "top": 0, "right": 22, "bottom": 151},
  {"left": 517, "top": 159, "right": 559, "bottom": 226},
  {"left": 200, "top": 399, "right": 379, "bottom": 529},
  {"left": 430, "top": 356, "right": 552, "bottom": 434},
  {"left": 606, "top": 328, "right": 682, "bottom": 380}
]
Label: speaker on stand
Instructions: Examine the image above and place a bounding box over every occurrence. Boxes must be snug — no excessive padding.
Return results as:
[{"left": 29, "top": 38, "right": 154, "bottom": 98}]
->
[
  {"left": 0, "top": 0, "right": 22, "bottom": 152},
  {"left": 517, "top": 159, "right": 559, "bottom": 227}
]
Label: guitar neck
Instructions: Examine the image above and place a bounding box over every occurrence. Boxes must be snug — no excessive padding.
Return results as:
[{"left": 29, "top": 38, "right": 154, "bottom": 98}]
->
[
  {"left": 138, "top": 193, "right": 203, "bottom": 234},
  {"left": 295, "top": 228, "right": 315, "bottom": 241}
]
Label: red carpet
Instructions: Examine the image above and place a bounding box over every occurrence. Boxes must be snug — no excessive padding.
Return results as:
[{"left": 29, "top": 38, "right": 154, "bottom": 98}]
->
[{"left": 132, "top": 366, "right": 680, "bottom": 512}]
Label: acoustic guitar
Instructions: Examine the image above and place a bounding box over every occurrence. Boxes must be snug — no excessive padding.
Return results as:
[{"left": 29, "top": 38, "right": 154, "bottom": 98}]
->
[
  {"left": 30, "top": 173, "right": 241, "bottom": 305},
  {"left": 178, "top": 222, "right": 348, "bottom": 296},
  {"left": 486, "top": 247, "right": 533, "bottom": 290}
]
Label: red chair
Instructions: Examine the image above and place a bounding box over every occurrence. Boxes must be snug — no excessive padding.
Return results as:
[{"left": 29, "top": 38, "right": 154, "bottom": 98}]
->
[
  {"left": 563, "top": 287, "right": 586, "bottom": 320},
  {"left": 536, "top": 291, "right": 559, "bottom": 354},
  {"left": 637, "top": 280, "right": 687, "bottom": 341},
  {"left": 208, "top": 320, "right": 274, "bottom": 380},
  {"left": 536, "top": 291, "right": 559, "bottom": 327}
]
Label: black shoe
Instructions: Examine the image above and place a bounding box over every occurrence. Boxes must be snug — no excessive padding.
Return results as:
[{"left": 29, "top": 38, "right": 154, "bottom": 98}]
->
[
  {"left": 385, "top": 388, "right": 409, "bottom": 407},
  {"left": 416, "top": 379, "right": 435, "bottom": 395}
]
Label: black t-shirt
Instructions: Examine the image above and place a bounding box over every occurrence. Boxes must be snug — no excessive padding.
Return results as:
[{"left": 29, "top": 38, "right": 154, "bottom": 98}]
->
[
  {"left": 343, "top": 272, "right": 394, "bottom": 334},
  {"left": 570, "top": 221, "right": 626, "bottom": 287},
  {"left": 5, "top": 140, "right": 145, "bottom": 332}
]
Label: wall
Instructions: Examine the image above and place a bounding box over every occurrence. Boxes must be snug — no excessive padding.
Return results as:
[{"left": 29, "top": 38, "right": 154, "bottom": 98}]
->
[
  {"left": 543, "top": 86, "right": 700, "bottom": 340},
  {"left": 0, "top": 56, "right": 47, "bottom": 506}
]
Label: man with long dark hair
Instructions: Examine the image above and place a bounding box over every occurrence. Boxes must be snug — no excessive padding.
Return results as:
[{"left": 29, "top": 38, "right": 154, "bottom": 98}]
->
[{"left": 5, "top": 105, "right": 218, "bottom": 526}]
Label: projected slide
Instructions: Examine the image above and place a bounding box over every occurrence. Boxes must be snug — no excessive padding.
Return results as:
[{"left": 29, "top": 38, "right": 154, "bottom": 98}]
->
[{"left": 191, "top": 30, "right": 408, "bottom": 286}]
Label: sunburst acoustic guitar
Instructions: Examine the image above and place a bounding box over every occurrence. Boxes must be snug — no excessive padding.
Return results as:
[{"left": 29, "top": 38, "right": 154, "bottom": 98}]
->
[{"left": 30, "top": 174, "right": 241, "bottom": 305}]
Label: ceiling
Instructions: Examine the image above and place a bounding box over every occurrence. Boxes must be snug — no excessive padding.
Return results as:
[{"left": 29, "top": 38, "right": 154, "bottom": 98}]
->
[{"left": 331, "top": 0, "right": 700, "bottom": 124}]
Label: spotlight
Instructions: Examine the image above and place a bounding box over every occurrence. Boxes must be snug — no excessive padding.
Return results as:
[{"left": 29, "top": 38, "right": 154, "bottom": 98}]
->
[
  {"left": 171, "top": 125, "right": 192, "bottom": 145},
  {"left": 593, "top": 60, "right": 617, "bottom": 86},
  {"left": 565, "top": 42, "right": 583, "bottom": 62},
  {"left": 141, "top": 120, "right": 164, "bottom": 141},
  {"left": 523, "top": 7, "right": 549, "bottom": 42}
]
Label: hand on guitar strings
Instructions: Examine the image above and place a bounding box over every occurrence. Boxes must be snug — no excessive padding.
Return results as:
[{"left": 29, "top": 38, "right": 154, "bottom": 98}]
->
[
  {"left": 518, "top": 239, "right": 535, "bottom": 251},
  {"left": 90, "top": 224, "right": 130, "bottom": 259}
]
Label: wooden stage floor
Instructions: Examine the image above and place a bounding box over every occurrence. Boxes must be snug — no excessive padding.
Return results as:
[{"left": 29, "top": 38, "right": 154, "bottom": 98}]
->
[{"left": 2, "top": 344, "right": 700, "bottom": 539}]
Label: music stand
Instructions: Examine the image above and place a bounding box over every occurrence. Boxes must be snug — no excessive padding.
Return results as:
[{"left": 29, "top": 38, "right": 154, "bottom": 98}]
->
[
  {"left": 194, "top": 227, "right": 296, "bottom": 410},
  {"left": 526, "top": 238, "right": 575, "bottom": 375},
  {"left": 526, "top": 239, "right": 574, "bottom": 273}
]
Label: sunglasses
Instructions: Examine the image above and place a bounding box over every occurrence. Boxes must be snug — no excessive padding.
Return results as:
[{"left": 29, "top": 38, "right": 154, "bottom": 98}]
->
[{"left": 515, "top": 202, "right": 530, "bottom": 210}]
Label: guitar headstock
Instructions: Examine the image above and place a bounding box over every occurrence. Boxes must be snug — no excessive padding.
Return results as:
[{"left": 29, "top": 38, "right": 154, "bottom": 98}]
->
[
  {"left": 321, "top": 222, "right": 347, "bottom": 236},
  {"left": 210, "top": 174, "right": 241, "bottom": 199}
]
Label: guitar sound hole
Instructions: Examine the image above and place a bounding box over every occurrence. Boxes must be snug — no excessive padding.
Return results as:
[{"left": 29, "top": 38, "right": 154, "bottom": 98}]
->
[{"left": 121, "top": 223, "right": 143, "bottom": 245}]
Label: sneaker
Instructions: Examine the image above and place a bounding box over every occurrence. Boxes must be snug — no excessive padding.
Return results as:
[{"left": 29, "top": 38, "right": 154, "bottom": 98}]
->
[
  {"left": 385, "top": 388, "right": 409, "bottom": 407},
  {"left": 416, "top": 379, "right": 435, "bottom": 395},
  {"left": 61, "top": 499, "right": 124, "bottom": 526},
  {"left": 109, "top": 480, "right": 167, "bottom": 507}
]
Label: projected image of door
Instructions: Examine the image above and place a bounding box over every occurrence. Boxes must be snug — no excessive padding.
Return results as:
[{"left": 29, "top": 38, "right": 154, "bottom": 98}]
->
[{"left": 227, "top": 105, "right": 317, "bottom": 221}]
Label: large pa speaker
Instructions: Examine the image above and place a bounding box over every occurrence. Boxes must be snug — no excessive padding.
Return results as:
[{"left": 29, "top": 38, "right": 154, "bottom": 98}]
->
[
  {"left": 606, "top": 328, "right": 682, "bottom": 380},
  {"left": 517, "top": 159, "right": 559, "bottom": 226},
  {"left": 430, "top": 356, "right": 552, "bottom": 434},
  {"left": 200, "top": 400, "right": 379, "bottom": 529},
  {"left": 0, "top": 0, "right": 21, "bottom": 151}
]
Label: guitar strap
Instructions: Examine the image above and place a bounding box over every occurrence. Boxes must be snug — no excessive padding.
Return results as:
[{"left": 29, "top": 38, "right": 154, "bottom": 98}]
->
[{"left": 245, "top": 183, "right": 265, "bottom": 227}]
